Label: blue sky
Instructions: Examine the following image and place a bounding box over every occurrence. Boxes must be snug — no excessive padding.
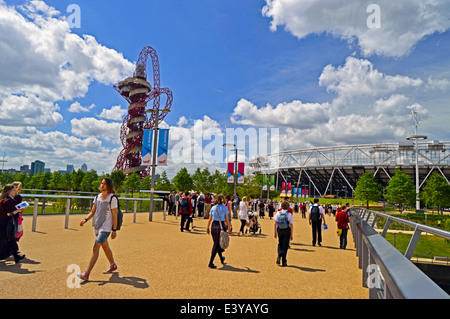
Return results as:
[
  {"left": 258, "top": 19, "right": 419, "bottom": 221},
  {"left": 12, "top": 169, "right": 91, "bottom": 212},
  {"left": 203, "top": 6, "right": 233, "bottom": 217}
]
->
[{"left": 0, "top": 0, "right": 449, "bottom": 176}]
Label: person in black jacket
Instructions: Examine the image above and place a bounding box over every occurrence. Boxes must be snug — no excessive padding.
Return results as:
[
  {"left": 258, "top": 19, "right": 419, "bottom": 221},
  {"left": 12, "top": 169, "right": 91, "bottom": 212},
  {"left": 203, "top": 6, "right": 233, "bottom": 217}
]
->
[{"left": 0, "top": 184, "right": 26, "bottom": 263}]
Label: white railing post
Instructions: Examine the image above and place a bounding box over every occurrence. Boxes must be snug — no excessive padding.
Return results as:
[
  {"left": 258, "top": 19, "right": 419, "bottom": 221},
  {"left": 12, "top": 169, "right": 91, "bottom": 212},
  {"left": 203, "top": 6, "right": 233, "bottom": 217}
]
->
[
  {"left": 164, "top": 201, "right": 167, "bottom": 221},
  {"left": 32, "top": 198, "right": 39, "bottom": 232},
  {"left": 64, "top": 198, "right": 71, "bottom": 229}
]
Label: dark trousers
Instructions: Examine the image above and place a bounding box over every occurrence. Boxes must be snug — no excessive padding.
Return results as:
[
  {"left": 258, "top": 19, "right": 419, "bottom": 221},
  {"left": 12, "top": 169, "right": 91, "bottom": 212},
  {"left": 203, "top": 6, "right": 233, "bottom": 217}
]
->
[
  {"left": 277, "top": 228, "right": 291, "bottom": 264},
  {"left": 180, "top": 214, "right": 190, "bottom": 231},
  {"left": 340, "top": 228, "right": 348, "bottom": 249},
  {"left": 197, "top": 204, "right": 204, "bottom": 217},
  {"left": 239, "top": 219, "right": 246, "bottom": 233},
  {"left": 311, "top": 220, "right": 322, "bottom": 246}
]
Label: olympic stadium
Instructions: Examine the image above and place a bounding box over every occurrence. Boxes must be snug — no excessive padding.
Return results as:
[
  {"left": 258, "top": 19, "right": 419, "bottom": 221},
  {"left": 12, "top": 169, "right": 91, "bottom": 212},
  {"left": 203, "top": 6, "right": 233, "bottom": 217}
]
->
[{"left": 249, "top": 140, "right": 450, "bottom": 199}]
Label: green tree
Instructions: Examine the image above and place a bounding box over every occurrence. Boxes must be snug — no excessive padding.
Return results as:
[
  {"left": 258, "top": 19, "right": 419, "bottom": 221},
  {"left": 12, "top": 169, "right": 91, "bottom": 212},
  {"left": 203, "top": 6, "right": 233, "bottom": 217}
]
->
[
  {"left": 421, "top": 173, "right": 450, "bottom": 213},
  {"left": 48, "top": 171, "right": 63, "bottom": 190},
  {"left": 110, "top": 170, "right": 126, "bottom": 192},
  {"left": 210, "top": 169, "right": 233, "bottom": 195},
  {"left": 155, "top": 171, "right": 172, "bottom": 190},
  {"left": 385, "top": 169, "right": 416, "bottom": 212},
  {"left": 192, "top": 167, "right": 213, "bottom": 192},
  {"left": 354, "top": 172, "right": 382, "bottom": 209},
  {"left": 141, "top": 175, "right": 152, "bottom": 190},
  {"left": 172, "top": 167, "right": 193, "bottom": 192},
  {"left": 29, "top": 172, "right": 43, "bottom": 189},
  {"left": 70, "top": 169, "right": 85, "bottom": 191},
  {"left": 60, "top": 172, "right": 72, "bottom": 191},
  {"left": 123, "top": 172, "right": 141, "bottom": 196},
  {"left": 80, "top": 170, "right": 98, "bottom": 192},
  {"left": 40, "top": 171, "right": 52, "bottom": 190}
]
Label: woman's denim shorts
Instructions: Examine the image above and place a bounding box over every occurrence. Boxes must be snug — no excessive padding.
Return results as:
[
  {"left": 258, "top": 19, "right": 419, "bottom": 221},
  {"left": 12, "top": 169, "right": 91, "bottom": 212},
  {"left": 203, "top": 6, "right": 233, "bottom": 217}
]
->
[{"left": 95, "top": 231, "right": 111, "bottom": 244}]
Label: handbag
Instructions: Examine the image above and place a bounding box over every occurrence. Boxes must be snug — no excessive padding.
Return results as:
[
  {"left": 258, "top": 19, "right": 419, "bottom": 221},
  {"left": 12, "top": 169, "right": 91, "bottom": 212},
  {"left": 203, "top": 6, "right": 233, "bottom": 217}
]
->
[
  {"left": 219, "top": 219, "right": 229, "bottom": 250},
  {"left": 337, "top": 228, "right": 343, "bottom": 236}
]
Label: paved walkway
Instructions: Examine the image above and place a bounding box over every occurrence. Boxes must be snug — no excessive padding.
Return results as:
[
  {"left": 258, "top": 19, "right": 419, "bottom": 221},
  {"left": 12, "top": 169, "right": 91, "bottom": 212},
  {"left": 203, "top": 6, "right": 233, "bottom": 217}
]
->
[{"left": 0, "top": 211, "right": 367, "bottom": 299}]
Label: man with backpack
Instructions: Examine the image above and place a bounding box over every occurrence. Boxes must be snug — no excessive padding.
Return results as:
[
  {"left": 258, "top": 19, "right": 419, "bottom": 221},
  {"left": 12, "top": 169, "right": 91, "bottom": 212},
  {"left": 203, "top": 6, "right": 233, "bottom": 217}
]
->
[
  {"left": 273, "top": 201, "right": 294, "bottom": 267},
  {"left": 179, "top": 191, "right": 193, "bottom": 232},
  {"left": 308, "top": 198, "right": 327, "bottom": 247}
]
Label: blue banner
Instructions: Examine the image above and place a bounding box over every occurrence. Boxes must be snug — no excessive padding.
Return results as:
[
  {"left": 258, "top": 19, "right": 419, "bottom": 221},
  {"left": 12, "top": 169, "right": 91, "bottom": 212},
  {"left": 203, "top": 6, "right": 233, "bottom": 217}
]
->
[
  {"left": 157, "top": 129, "right": 169, "bottom": 166},
  {"left": 142, "top": 129, "right": 153, "bottom": 166}
]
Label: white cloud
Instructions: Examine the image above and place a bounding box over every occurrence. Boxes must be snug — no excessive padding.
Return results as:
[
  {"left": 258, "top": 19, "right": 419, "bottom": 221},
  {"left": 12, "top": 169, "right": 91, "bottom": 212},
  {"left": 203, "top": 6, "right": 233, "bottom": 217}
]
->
[
  {"left": 0, "top": 94, "right": 63, "bottom": 127},
  {"left": 71, "top": 117, "right": 121, "bottom": 143},
  {"left": 318, "top": 56, "right": 423, "bottom": 101},
  {"left": 98, "top": 105, "right": 127, "bottom": 121},
  {"left": 177, "top": 116, "right": 188, "bottom": 127},
  {"left": 231, "top": 98, "right": 329, "bottom": 129},
  {"left": 68, "top": 101, "right": 95, "bottom": 113},
  {"left": 0, "top": 1, "right": 134, "bottom": 173},
  {"left": 231, "top": 56, "right": 438, "bottom": 150},
  {"left": 262, "top": 0, "right": 450, "bottom": 57},
  {"left": 0, "top": 0, "right": 134, "bottom": 127}
]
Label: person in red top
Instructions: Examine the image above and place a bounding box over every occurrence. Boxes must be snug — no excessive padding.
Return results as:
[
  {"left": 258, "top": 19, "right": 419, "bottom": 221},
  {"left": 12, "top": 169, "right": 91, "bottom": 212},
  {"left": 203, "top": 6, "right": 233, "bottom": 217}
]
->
[
  {"left": 179, "top": 192, "right": 193, "bottom": 232},
  {"left": 335, "top": 204, "right": 350, "bottom": 249}
]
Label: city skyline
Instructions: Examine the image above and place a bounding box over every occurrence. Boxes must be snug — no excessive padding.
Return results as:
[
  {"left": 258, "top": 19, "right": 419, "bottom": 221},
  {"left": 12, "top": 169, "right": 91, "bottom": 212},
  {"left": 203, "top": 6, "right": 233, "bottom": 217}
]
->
[
  {"left": 2, "top": 160, "right": 88, "bottom": 175},
  {"left": 0, "top": 1, "right": 449, "bottom": 179}
]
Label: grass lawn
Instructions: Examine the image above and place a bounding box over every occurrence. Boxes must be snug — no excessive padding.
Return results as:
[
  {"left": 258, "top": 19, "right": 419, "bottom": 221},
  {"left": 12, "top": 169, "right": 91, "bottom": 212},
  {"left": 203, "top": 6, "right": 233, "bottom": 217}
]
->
[{"left": 384, "top": 232, "right": 450, "bottom": 259}]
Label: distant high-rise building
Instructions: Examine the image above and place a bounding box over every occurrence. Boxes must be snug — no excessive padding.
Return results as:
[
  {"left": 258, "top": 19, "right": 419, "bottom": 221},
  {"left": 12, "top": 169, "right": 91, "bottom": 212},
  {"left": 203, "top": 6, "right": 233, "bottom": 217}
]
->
[
  {"left": 67, "top": 164, "right": 74, "bottom": 174},
  {"left": 20, "top": 165, "right": 31, "bottom": 174},
  {"left": 81, "top": 163, "right": 87, "bottom": 173},
  {"left": 31, "top": 160, "right": 45, "bottom": 175}
]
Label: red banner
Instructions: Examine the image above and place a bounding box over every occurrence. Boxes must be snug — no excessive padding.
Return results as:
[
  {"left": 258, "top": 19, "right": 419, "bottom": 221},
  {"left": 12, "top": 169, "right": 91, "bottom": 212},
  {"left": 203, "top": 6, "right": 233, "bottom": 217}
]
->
[
  {"left": 227, "top": 162, "right": 234, "bottom": 183},
  {"left": 237, "top": 162, "right": 244, "bottom": 184}
]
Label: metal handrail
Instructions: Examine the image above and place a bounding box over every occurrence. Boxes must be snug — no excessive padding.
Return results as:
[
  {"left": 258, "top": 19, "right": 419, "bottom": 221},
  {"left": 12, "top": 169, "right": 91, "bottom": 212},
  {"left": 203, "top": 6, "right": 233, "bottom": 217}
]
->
[
  {"left": 18, "top": 193, "right": 163, "bottom": 232},
  {"left": 21, "top": 193, "right": 161, "bottom": 202},
  {"left": 350, "top": 207, "right": 449, "bottom": 299},
  {"left": 352, "top": 208, "right": 450, "bottom": 240}
]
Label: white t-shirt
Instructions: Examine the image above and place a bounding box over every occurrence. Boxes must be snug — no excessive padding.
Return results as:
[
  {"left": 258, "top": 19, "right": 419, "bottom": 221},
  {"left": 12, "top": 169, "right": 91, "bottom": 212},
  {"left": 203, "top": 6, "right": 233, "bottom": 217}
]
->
[
  {"left": 273, "top": 210, "right": 294, "bottom": 225},
  {"left": 93, "top": 193, "right": 118, "bottom": 234},
  {"left": 238, "top": 201, "right": 248, "bottom": 220}
]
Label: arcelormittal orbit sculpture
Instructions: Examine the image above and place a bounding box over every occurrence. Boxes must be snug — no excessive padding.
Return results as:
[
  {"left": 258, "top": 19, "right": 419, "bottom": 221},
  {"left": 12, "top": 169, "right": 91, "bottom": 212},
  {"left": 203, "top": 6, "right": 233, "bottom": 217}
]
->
[{"left": 113, "top": 46, "right": 173, "bottom": 178}]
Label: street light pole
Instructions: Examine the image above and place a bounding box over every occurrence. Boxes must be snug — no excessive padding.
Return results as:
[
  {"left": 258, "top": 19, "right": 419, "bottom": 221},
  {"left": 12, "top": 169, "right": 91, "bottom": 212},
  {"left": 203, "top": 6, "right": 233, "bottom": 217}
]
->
[
  {"left": 406, "top": 110, "right": 427, "bottom": 212},
  {"left": 149, "top": 107, "right": 159, "bottom": 221},
  {"left": 147, "top": 108, "right": 170, "bottom": 221},
  {"left": 222, "top": 143, "right": 244, "bottom": 196}
]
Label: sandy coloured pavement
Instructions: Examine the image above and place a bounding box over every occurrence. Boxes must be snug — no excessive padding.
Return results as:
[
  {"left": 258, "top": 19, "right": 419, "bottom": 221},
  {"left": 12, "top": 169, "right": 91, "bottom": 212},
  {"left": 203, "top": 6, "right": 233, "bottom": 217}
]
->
[{"left": 0, "top": 210, "right": 367, "bottom": 299}]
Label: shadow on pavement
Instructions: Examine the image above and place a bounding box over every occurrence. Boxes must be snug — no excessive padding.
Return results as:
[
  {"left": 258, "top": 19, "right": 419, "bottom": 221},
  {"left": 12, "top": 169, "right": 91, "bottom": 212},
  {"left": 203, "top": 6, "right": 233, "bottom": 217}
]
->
[{"left": 81, "top": 272, "right": 149, "bottom": 289}]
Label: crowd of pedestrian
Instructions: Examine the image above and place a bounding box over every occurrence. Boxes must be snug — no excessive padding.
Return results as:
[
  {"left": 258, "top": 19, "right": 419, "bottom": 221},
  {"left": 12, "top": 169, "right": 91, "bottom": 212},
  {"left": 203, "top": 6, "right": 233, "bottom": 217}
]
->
[
  {"left": 1, "top": 177, "right": 353, "bottom": 275},
  {"left": 168, "top": 189, "right": 353, "bottom": 268}
]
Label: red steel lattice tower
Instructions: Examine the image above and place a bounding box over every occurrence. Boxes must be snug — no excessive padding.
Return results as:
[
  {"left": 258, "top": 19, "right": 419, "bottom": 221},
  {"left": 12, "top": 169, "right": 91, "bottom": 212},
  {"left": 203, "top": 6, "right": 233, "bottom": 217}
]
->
[{"left": 113, "top": 46, "right": 173, "bottom": 177}]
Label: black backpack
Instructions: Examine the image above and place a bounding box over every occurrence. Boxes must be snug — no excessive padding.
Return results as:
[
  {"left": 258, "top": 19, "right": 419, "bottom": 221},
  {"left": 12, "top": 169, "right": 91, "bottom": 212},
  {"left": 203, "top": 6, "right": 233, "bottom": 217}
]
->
[
  {"left": 106, "top": 194, "right": 123, "bottom": 230},
  {"left": 180, "top": 197, "right": 189, "bottom": 211},
  {"left": 310, "top": 205, "right": 320, "bottom": 222}
]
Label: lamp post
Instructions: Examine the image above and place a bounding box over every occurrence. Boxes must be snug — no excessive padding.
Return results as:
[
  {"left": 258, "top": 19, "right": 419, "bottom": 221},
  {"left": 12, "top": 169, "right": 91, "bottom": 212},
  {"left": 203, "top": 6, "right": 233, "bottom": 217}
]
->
[
  {"left": 222, "top": 143, "right": 244, "bottom": 196},
  {"left": 147, "top": 108, "right": 170, "bottom": 221},
  {"left": 406, "top": 110, "right": 427, "bottom": 212}
]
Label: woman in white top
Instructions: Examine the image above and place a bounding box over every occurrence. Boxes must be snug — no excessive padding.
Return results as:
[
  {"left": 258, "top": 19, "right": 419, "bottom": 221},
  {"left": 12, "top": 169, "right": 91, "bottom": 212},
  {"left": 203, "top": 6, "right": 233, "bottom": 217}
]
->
[
  {"left": 238, "top": 196, "right": 249, "bottom": 236},
  {"left": 78, "top": 178, "right": 118, "bottom": 281}
]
